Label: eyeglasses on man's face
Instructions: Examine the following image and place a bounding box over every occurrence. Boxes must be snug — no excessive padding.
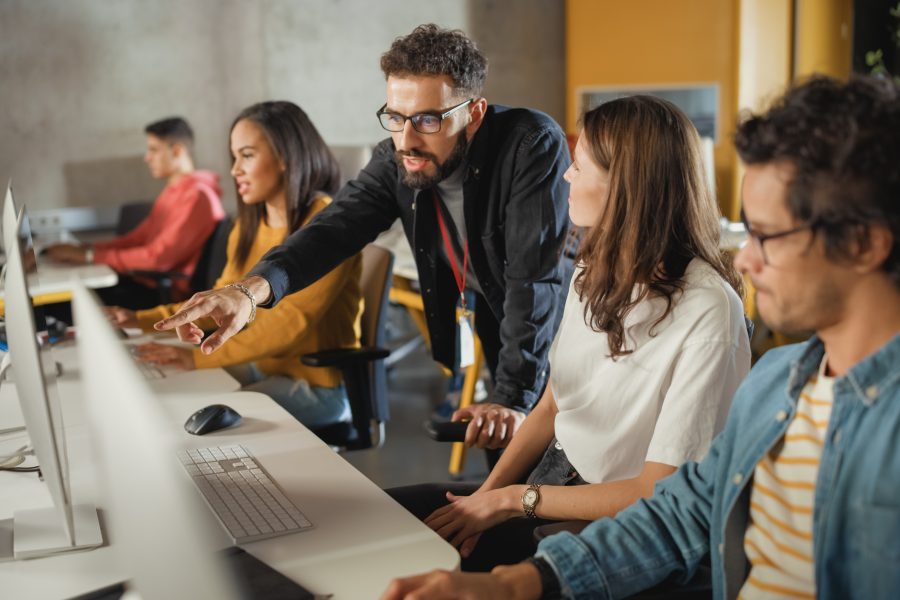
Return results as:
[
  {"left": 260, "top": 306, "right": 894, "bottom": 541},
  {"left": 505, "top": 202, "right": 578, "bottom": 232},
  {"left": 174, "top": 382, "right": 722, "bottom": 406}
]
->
[
  {"left": 740, "top": 208, "right": 818, "bottom": 266},
  {"left": 376, "top": 98, "right": 473, "bottom": 134}
]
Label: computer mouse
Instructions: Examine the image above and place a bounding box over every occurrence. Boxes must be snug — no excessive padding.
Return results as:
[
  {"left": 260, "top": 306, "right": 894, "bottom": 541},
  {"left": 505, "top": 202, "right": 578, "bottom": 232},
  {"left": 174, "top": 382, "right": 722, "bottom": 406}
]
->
[{"left": 184, "top": 404, "right": 242, "bottom": 435}]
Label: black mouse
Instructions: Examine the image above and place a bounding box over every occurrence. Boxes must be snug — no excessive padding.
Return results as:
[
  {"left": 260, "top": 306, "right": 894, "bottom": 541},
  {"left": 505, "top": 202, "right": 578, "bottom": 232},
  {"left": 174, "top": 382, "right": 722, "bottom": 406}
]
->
[{"left": 184, "top": 404, "right": 242, "bottom": 435}]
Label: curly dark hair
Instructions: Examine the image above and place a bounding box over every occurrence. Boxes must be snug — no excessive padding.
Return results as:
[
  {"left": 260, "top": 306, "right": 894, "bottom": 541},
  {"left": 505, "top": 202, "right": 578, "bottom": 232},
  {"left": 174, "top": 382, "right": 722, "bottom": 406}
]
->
[
  {"left": 735, "top": 75, "right": 900, "bottom": 286},
  {"left": 380, "top": 24, "right": 487, "bottom": 97}
]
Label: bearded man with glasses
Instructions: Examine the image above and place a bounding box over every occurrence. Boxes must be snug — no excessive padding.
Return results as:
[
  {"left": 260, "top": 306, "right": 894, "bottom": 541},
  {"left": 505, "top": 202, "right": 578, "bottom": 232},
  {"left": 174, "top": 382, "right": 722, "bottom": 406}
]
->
[{"left": 156, "top": 24, "right": 572, "bottom": 450}]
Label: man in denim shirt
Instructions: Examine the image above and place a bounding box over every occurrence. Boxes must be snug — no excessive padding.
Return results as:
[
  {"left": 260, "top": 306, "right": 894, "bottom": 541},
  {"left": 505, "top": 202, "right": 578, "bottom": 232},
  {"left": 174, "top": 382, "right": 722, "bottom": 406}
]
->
[{"left": 381, "top": 76, "right": 900, "bottom": 600}]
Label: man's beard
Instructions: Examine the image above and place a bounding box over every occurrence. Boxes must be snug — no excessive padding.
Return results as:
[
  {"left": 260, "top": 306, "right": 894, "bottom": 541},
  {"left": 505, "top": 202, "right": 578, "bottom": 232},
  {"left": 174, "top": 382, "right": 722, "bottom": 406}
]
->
[{"left": 396, "top": 132, "right": 468, "bottom": 189}]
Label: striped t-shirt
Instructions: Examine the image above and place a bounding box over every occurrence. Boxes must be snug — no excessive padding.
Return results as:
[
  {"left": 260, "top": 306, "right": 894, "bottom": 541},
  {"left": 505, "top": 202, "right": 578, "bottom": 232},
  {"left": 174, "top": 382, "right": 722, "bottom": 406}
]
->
[{"left": 739, "top": 357, "right": 833, "bottom": 599}]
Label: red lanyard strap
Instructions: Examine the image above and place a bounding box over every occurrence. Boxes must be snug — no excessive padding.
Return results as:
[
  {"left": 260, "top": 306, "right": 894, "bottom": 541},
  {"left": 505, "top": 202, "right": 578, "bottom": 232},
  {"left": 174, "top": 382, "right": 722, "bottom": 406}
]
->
[{"left": 432, "top": 190, "right": 468, "bottom": 302}]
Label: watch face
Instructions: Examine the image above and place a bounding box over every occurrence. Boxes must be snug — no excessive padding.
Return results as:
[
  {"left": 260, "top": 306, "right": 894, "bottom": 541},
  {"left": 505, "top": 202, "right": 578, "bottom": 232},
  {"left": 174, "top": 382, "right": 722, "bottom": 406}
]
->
[{"left": 523, "top": 490, "right": 537, "bottom": 505}]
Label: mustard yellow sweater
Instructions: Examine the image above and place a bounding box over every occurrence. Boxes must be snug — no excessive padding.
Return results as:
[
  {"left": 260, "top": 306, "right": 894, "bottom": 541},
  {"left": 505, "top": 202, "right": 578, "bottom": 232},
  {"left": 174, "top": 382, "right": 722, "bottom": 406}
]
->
[{"left": 136, "top": 196, "right": 362, "bottom": 388}]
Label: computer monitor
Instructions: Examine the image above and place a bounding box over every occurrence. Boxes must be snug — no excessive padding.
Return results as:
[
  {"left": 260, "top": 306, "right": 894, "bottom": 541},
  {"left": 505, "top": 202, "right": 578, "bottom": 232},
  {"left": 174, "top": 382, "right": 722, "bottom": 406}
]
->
[
  {"left": 0, "top": 184, "right": 102, "bottom": 559},
  {"left": 71, "top": 281, "right": 240, "bottom": 599}
]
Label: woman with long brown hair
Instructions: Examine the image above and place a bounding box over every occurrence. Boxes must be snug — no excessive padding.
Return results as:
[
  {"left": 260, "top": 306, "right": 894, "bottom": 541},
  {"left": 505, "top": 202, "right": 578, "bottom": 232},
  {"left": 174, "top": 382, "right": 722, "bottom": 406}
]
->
[
  {"left": 109, "top": 101, "right": 362, "bottom": 429},
  {"left": 390, "top": 95, "right": 751, "bottom": 571}
]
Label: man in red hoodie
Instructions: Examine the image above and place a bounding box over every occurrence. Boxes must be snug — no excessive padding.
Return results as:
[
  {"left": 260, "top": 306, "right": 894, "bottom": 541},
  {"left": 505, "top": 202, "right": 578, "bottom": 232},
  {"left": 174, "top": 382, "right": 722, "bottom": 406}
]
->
[{"left": 46, "top": 117, "right": 225, "bottom": 308}]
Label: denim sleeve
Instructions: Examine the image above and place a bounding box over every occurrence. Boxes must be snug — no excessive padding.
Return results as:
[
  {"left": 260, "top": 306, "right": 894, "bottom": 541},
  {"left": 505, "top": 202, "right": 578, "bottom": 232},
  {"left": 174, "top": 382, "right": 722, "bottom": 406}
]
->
[
  {"left": 491, "top": 126, "right": 570, "bottom": 410},
  {"left": 249, "top": 141, "right": 400, "bottom": 307},
  {"left": 536, "top": 434, "right": 722, "bottom": 598}
]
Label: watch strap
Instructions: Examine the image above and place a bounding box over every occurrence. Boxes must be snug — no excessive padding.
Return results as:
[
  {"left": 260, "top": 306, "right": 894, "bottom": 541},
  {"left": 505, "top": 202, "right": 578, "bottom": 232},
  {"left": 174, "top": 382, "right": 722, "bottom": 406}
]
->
[{"left": 525, "top": 556, "right": 562, "bottom": 599}]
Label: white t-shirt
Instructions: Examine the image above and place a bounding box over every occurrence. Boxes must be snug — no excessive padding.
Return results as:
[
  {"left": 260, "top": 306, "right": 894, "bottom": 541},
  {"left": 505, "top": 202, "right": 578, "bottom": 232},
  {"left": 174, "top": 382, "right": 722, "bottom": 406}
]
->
[{"left": 550, "top": 258, "right": 751, "bottom": 483}]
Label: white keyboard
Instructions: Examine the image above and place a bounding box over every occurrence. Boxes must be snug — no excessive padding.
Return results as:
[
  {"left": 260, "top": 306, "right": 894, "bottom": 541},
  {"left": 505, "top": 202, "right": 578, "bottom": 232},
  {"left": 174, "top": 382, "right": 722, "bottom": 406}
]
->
[
  {"left": 135, "top": 359, "right": 166, "bottom": 380},
  {"left": 177, "top": 444, "right": 313, "bottom": 544}
]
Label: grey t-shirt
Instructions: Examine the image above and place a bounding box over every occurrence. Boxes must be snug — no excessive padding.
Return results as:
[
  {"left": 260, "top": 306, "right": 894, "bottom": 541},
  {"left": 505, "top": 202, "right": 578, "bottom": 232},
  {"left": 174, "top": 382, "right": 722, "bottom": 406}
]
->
[{"left": 435, "top": 165, "right": 483, "bottom": 295}]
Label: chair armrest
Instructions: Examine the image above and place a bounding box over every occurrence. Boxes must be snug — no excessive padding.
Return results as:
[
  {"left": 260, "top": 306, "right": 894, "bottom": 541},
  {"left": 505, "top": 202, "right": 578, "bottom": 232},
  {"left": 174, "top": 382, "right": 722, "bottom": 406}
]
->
[
  {"left": 532, "top": 520, "right": 591, "bottom": 543},
  {"left": 424, "top": 419, "right": 469, "bottom": 442},
  {"left": 301, "top": 346, "right": 389, "bottom": 368}
]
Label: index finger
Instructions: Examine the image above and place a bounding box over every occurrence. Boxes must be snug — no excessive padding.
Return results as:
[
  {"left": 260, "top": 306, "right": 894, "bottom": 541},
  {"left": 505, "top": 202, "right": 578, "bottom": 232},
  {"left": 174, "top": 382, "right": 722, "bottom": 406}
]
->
[{"left": 153, "top": 300, "right": 212, "bottom": 331}]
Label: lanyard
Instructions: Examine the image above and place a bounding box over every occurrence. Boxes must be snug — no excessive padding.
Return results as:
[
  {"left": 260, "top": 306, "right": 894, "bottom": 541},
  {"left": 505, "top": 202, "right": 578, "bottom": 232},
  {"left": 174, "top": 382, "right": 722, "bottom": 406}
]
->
[{"left": 432, "top": 190, "right": 468, "bottom": 309}]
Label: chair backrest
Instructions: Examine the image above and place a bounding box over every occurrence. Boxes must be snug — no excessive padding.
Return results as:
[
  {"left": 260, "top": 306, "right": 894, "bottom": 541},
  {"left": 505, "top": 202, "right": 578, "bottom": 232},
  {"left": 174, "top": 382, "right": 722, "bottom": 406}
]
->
[
  {"left": 115, "top": 201, "right": 153, "bottom": 235},
  {"left": 358, "top": 244, "right": 394, "bottom": 424},
  {"left": 189, "top": 216, "right": 233, "bottom": 294}
]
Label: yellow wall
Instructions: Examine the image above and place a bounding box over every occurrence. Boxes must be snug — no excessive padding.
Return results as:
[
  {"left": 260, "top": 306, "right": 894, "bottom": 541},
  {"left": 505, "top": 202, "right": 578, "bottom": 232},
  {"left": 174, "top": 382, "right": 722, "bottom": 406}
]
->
[
  {"left": 566, "top": 0, "right": 739, "bottom": 213},
  {"left": 794, "top": 0, "right": 853, "bottom": 78}
]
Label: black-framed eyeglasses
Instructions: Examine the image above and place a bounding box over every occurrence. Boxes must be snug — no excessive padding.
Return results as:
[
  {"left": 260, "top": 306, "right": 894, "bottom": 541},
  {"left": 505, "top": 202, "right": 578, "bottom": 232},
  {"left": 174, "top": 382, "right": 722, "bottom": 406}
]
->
[
  {"left": 740, "top": 208, "right": 817, "bottom": 266},
  {"left": 376, "top": 98, "right": 474, "bottom": 134}
]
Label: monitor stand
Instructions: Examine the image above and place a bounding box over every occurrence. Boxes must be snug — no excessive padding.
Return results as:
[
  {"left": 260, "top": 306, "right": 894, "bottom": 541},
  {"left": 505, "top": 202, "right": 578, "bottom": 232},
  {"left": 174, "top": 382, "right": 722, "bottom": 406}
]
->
[{"left": 9, "top": 504, "right": 102, "bottom": 560}]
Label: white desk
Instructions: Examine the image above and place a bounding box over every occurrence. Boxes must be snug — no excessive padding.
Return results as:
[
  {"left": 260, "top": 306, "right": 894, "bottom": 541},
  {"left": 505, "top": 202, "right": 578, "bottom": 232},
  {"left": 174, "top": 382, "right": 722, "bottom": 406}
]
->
[
  {"left": 0, "top": 343, "right": 458, "bottom": 599},
  {"left": 0, "top": 259, "right": 117, "bottom": 309}
]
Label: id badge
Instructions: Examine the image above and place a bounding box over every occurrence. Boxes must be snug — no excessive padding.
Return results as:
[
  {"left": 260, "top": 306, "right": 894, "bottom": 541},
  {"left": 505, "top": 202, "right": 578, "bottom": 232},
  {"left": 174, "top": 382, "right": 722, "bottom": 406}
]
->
[{"left": 458, "top": 309, "right": 475, "bottom": 369}]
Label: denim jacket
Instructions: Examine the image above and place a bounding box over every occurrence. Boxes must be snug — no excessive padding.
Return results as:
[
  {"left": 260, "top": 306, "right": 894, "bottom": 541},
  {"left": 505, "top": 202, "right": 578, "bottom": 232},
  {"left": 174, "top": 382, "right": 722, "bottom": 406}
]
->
[
  {"left": 537, "top": 333, "right": 900, "bottom": 599},
  {"left": 251, "top": 106, "right": 571, "bottom": 411}
]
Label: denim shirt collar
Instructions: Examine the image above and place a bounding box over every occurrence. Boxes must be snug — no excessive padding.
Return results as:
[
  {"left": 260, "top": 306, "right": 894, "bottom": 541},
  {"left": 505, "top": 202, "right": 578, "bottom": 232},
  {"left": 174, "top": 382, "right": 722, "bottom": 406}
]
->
[{"left": 789, "top": 332, "right": 900, "bottom": 407}]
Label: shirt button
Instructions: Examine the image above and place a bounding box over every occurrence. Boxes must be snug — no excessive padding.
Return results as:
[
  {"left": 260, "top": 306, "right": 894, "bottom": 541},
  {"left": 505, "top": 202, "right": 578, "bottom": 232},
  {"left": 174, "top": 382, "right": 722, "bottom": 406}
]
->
[
  {"left": 554, "top": 441, "right": 563, "bottom": 451},
  {"left": 775, "top": 410, "right": 788, "bottom": 422},
  {"left": 866, "top": 385, "right": 879, "bottom": 399},
  {"left": 733, "top": 473, "right": 743, "bottom": 485},
  {"left": 718, "top": 543, "right": 724, "bottom": 555}
]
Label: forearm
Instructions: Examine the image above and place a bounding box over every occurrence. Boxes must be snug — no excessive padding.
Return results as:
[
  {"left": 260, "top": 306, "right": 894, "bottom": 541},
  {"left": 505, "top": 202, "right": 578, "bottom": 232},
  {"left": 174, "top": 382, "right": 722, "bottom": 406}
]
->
[
  {"left": 491, "top": 562, "right": 543, "bottom": 600},
  {"left": 527, "top": 477, "right": 658, "bottom": 522},
  {"left": 481, "top": 388, "right": 557, "bottom": 491},
  {"left": 239, "top": 275, "right": 272, "bottom": 305}
]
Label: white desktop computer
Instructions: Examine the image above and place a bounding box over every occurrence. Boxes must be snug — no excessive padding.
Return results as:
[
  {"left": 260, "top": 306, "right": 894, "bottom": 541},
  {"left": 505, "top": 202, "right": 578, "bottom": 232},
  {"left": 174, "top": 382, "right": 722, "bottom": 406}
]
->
[
  {"left": 72, "top": 282, "right": 315, "bottom": 598},
  {"left": 71, "top": 281, "right": 241, "bottom": 599},
  {"left": 0, "top": 184, "right": 102, "bottom": 560}
]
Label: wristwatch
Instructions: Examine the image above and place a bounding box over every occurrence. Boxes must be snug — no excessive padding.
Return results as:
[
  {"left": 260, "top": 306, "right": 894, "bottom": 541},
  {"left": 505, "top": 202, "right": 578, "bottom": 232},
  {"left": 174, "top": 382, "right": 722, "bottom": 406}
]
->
[
  {"left": 525, "top": 556, "right": 562, "bottom": 599},
  {"left": 522, "top": 483, "right": 542, "bottom": 518}
]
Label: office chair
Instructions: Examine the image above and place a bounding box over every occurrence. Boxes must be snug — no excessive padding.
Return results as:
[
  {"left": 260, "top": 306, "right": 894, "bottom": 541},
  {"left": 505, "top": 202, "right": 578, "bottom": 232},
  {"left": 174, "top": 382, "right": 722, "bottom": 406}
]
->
[
  {"left": 302, "top": 244, "right": 394, "bottom": 451},
  {"left": 129, "top": 216, "right": 233, "bottom": 304},
  {"left": 115, "top": 201, "right": 154, "bottom": 235}
]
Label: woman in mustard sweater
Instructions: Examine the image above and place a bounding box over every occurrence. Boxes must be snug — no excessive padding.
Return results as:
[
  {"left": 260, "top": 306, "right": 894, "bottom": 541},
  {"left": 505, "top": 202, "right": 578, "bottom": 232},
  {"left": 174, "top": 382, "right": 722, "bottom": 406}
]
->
[{"left": 108, "top": 101, "right": 362, "bottom": 428}]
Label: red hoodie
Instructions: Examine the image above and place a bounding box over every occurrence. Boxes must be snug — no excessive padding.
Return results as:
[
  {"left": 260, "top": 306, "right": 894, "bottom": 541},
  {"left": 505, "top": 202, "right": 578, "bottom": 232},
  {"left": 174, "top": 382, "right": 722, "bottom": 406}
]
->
[{"left": 93, "top": 170, "right": 225, "bottom": 295}]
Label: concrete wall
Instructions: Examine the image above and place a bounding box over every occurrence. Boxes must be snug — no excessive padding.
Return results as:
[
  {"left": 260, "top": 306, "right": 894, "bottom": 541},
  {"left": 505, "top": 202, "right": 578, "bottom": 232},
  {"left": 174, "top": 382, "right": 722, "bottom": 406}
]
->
[{"left": 0, "top": 0, "right": 564, "bottom": 214}]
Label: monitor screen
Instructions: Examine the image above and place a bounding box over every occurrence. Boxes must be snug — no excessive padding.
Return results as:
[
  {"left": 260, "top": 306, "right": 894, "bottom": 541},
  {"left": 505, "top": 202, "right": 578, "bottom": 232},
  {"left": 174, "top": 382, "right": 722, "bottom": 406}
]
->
[{"left": 1, "top": 185, "right": 100, "bottom": 558}]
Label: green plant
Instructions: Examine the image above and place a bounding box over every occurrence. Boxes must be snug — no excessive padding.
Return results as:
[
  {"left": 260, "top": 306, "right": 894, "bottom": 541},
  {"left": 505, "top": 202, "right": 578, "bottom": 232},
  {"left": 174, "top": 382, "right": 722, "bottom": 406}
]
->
[{"left": 865, "top": 1, "right": 900, "bottom": 84}]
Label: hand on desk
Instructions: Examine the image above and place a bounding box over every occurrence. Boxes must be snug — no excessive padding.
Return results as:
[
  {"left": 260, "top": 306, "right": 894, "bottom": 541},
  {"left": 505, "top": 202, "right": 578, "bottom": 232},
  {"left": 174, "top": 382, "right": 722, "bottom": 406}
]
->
[
  {"left": 133, "top": 342, "right": 195, "bottom": 370},
  {"left": 453, "top": 403, "right": 525, "bottom": 449},
  {"left": 424, "top": 487, "right": 521, "bottom": 557},
  {"left": 153, "top": 276, "right": 272, "bottom": 354},
  {"left": 43, "top": 243, "right": 88, "bottom": 265},
  {"left": 104, "top": 306, "right": 138, "bottom": 329},
  {"left": 381, "top": 562, "right": 541, "bottom": 600}
]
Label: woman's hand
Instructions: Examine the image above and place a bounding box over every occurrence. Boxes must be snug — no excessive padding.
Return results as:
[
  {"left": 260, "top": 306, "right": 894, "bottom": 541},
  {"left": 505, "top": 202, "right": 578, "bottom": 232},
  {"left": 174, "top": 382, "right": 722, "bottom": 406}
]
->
[
  {"left": 103, "top": 306, "right": 138, "bottom": 329},
  {"left": 133, "top": 342, "right": 195, "bottom": 370},
  {"left": 423, "top": 488, "right": 522, "bottom": 557}
]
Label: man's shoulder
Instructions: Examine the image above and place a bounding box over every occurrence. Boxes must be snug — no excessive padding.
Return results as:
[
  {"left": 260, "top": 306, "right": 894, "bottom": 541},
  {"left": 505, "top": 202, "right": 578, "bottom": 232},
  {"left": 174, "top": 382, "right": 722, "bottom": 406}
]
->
[
  {"left": 487, "top": 104, "right": 560, "bottom": 128},
  {"left": 485, "top": 105, "right": 564, "bottom": 138}
]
